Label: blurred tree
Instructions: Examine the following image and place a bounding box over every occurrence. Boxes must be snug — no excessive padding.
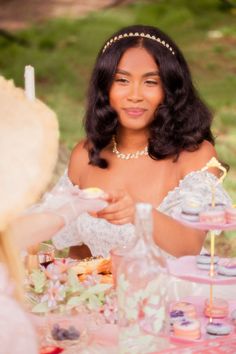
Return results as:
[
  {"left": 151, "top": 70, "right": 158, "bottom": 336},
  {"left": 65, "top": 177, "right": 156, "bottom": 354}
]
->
[
  {"left": 0, "top": 29, "right": 28, "bottom": 46},
  {"left": 221, "top": 0, "right": 236, "bottom": 8}
]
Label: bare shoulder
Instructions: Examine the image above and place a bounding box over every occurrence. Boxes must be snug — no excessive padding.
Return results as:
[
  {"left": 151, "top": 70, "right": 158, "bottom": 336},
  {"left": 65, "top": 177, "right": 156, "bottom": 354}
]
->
[
  {"left": 178, "top": 141, "right": 217, "bottom": 178},
  {"left": 68, "top": 139, "right": 89, "bottom": 184}
]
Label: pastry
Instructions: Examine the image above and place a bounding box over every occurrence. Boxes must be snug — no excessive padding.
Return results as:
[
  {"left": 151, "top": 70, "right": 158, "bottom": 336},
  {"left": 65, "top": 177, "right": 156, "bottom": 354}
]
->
[
  {"left": 206, "top": 322, "right": 231, "bottom": 336},
  {"left": 173, "top": 319, "right": 201, "bottom": 340},
  {"left": 196, "top": 253, "right": 219, "bottom": 270},
  {"left": 72, "top": 257, "right": 112, "bottom": 275},
  {"left": 217, "top": 259, "right": 236, "bottom": 277},
  {"left": 171, "top": 302, "right": 197, "bottom": 319},
  {"left": 204, "top": 298, "right": 228, "bottom": 318},
  {"left": 79, "top": 187, "right": 105, "bottom": 199}
]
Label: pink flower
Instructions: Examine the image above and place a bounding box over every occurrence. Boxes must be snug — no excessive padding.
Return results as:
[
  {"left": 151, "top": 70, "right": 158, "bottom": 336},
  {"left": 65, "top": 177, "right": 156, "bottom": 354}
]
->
[{"left": 41, "top": 281, "right": 65, "bottom": 309}]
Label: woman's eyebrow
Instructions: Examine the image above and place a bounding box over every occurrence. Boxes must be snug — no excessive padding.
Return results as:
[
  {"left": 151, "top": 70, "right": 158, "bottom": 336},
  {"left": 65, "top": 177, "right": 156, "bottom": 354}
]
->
[
  {"left": 116, "top": 69, "right": 131, "bottom": 76},
  {"left": 143, "top": 71, "right": 160, "bottom": 78},
  {"left": 115, "top": 69, "right": 160, "bottom": 77}
]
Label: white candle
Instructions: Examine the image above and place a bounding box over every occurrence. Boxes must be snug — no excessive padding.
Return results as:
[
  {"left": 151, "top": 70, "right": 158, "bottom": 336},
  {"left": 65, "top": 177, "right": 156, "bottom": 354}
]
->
[{"left": 24, "top": 65, "right": 35, "bottom": 101}]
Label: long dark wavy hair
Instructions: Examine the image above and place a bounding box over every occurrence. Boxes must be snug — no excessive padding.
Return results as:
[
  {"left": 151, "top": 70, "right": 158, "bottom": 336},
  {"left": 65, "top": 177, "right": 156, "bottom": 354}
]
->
[{"left": 84, "top": 24, "right": 214, "bottom": 168}]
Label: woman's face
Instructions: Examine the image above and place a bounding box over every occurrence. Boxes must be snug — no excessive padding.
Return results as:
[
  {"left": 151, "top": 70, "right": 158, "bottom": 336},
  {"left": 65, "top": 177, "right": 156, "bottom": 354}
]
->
[{"left": 109, "top": 46, "right": 164, "bottom": 132}]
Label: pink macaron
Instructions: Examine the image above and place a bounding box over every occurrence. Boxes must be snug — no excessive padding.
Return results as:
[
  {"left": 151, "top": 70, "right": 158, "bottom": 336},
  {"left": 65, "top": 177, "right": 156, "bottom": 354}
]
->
[
  {"left": 171, "top": 302, "right": 197, "bottom": 319},
  {"left": 204, "top": 298, "right": 228, "bottom": 319},
  {"left": 173, "top": 319, "right": 201, "bottom": 340}
]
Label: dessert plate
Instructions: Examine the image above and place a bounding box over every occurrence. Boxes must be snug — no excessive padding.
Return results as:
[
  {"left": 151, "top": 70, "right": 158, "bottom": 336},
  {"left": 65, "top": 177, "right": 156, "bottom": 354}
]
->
[
  {"left": 173, "top": 214, "right": 236, "bottom": 231},
  {"left": 167, "top": 256, "right": 236, "bottom": 285},
  {"left": 169, "top": 296, "right": 236, "bottom": 344}
]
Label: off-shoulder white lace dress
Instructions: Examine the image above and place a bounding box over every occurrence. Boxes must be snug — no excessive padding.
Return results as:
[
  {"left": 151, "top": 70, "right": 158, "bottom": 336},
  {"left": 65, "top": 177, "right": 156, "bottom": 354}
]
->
[
  {"left": 0, "top": 264, "right": 38, "bottom": 354},
  {"left": 32, "top": 169, "right": 231, "bottom": 259}
]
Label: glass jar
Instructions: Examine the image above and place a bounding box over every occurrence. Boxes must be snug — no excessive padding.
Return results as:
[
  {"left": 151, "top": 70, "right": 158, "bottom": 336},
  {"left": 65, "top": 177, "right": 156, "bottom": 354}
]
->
[{"left": 117, "top": 203, "right": 170, "bottom": 354}]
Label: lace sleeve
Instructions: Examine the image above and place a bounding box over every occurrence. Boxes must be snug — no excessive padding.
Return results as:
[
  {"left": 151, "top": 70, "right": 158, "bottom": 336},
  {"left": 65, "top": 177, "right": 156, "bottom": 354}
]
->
[
  {"left": 158, "top": 170, "right": 232, "bottom": 217},
  {"left": 27, "top": 170, "right": 83, "bottom": 249}
]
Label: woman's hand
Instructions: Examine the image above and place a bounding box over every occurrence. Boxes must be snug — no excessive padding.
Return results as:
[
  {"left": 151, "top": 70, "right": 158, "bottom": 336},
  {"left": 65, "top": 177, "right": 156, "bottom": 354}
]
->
[{"left": 97, "top": 189, "right": 135, "bottom": 225}]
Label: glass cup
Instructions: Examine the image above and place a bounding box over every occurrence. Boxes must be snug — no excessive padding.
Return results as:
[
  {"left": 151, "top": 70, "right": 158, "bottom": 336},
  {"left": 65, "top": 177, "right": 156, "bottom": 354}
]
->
[
  {"left": 110, "top": 245, "right": 129, "bottom": 287},
  {"left": 37, "top": 242, "right": 55, "bottom": 268}
]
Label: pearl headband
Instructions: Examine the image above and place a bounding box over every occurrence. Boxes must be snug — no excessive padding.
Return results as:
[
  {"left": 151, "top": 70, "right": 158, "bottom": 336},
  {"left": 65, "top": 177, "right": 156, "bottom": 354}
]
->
[{"left": 102, "top": 32, "right": 175, "bottom": 55}]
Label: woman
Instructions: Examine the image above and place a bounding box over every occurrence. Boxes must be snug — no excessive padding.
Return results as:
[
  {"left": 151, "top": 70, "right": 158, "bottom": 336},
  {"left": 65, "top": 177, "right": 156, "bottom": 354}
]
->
[
  {"left": 50, "top": 25, "right": 231, "bottom": 258},
  {"left": 0, "top": 74, "right": 107, "bottom": 353}
]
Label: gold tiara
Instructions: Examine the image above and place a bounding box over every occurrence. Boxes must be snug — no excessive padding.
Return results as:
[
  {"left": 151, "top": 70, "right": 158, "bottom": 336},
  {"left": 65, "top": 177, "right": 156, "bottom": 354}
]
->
[{"left": 102, "top": 32, "right": 175, "bottom": 55}]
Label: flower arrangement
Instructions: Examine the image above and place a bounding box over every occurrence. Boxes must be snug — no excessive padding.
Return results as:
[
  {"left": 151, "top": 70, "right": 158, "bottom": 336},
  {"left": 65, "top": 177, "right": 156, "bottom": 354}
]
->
[{"left": 25, "top": 259, "right": 113, "bottom": 314}]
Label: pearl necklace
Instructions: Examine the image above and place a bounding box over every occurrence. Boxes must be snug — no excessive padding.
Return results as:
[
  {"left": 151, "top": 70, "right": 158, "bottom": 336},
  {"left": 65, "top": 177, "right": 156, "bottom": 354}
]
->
[{"left": 112, "top": 136, "right": 148, "bottom": 160}]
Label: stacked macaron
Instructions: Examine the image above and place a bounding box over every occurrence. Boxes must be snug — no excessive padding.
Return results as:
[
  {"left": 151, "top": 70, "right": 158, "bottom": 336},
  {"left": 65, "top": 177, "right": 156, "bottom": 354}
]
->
[
  {"left": 206, "top": 322, "right": 232, "bottom": 336},
  {"left": 199, "top": 206, "right": 226, "bottom": 224},
  {"left": 181, "top": 199, "right": 201, "bottom": 222},
  {"left": 199, "top": 205, "right": 236, "bottom": 225},
  {"left": 204, "top": 298, "right": 229, "bottom": 319},
  {"left": 173, "top": 319, "right": 201, "bottom": 340},
  {"left": 217, "top": 259, "right": 236, "bottom": 277},
  {"left": 225, "top": 207, "right": 236, "bottom": 224},
  {"left": 196, "top": 253, "right": 219, "bottom": 271},
  {"left": 169, "top": 310, "right": 186, "bottom": 331},
  {"left": 171, "top": 302, "right": 197, "bottom": 319},
  {"left": 170, "top": 302, "right": 201, "bottom": 340}
]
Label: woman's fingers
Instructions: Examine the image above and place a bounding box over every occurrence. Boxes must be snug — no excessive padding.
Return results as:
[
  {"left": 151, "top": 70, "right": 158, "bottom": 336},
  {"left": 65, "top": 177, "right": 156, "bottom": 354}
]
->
[
  {"left": 97, "top": 189, "right": 135, "bottom": 224},
  {"left": 102, "top": 189, "right": 126, "bottom": 203}
]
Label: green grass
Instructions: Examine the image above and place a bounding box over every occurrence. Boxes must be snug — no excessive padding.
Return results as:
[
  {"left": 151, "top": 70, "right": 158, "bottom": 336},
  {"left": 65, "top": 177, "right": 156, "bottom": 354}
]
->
[{"left": 0, "top": 0, "right": 235, "bottom": 215}]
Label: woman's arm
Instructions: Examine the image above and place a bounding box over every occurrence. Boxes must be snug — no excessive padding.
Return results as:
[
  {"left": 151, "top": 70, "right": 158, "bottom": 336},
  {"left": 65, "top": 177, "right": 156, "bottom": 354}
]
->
[
  {"left": 8, "top": 196, "right": 108, "bottom": 251},
  {"left": 8, "top": 212, "right": 64, "bottom": 251},
  {"left": 98, "top": 142, "right": 223, "bottom": 257}
]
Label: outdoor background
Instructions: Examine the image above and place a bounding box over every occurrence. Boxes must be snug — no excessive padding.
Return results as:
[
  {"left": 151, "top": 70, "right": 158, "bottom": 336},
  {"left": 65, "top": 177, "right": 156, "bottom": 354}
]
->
[{"left": 0, "top": 0, "right": 235, "bottom": 255}]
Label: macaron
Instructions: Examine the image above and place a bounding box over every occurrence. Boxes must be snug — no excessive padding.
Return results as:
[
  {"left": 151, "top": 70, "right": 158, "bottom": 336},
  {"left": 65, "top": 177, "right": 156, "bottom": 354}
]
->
[
  {"left": 79, "top": 187, "right": 105, "bottom": 199},
  {"left": 171, "top": 302, "right": 197, "bottom": 319},
  {"left": 225, "top": 207, "right": 236, "bottom": 224},
  {"left": 196, "top": 253, "right": 219, "bottom": 271},
  {"left": 173, "top": 319, "right": 201, "bottom": 340},
  {"left": 206, "top": 322, "right": 231, "bottom": 336},
  {"left": 199, "top": 207, "right": 226, "bottom": 224},
  {"left": 169, "top": 310, "right": 186, "bottom": 330},
  {"left": 218, "top": 259, "right": 236, "bottom": 277},
  {"left": 204, "top": 298, "right": 228, "bottom": 319},
  {"left": 181, "top": 202, "right": 201, "bottom": 222}
]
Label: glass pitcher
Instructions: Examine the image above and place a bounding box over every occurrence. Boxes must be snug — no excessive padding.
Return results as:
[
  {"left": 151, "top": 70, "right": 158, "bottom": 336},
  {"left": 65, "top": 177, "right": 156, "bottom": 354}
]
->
[{"left": 117, "top": 203, "right": 170, "bottom": 354}]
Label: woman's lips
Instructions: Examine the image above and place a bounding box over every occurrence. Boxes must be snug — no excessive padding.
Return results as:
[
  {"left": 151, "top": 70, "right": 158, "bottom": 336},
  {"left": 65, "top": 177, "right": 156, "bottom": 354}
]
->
[{"left": 123, "top": 108, "right": 147, "bottom": 117}]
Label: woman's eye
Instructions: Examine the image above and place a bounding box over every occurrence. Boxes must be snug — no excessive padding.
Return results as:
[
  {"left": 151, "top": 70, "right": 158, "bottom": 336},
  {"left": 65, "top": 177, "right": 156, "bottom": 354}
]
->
[
  {"left": 115, "top": 78, "right": 129, "bottom": 84},
  {"left": 145, "top": 80, "right": 158, "bottom": 86}
]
